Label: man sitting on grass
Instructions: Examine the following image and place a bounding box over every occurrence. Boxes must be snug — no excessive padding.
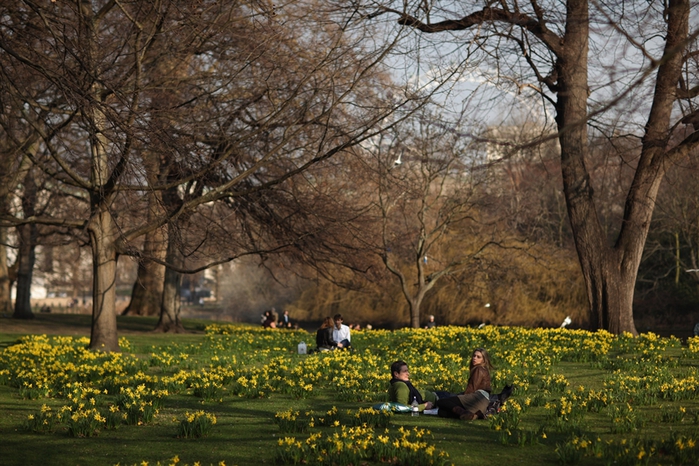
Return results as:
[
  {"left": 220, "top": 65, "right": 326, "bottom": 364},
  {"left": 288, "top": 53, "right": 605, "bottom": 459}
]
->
[{"left": 332, "top": 314, "right": 352, "bottom": 350}]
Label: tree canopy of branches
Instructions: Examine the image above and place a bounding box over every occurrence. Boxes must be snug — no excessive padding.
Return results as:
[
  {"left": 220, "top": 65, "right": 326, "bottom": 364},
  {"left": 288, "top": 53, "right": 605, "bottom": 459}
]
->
[
  {"left": 0, "top": 0, "right": 428, "bottom": 350},
  {"left": 350, "top": 109, "right": 511, "bottom": 327},
  {"left": 368, "top": 0, "right": 699, "bottom": 334}
]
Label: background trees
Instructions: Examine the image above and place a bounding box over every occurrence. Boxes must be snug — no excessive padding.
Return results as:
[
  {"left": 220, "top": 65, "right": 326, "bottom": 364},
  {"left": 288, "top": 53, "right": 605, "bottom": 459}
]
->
[
  {"left": 637, "top": 154, "right": 699, "bottom": 326},
  {"left": 0, "top": 0, "right": 423, "bottom": 350},
  {"left": 369, "top": 0, "right": 699, "bottom": 334},
  {"left": 277, "top": 109, "right": 588, "bottom": 329},
  {"left": 355, "top": 108, "right": 507, "bottom": 327}
]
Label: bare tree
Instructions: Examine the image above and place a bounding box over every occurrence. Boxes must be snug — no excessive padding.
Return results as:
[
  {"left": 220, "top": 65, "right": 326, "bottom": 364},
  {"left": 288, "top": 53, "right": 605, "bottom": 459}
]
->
[
  {"left": 369, "top": 0, "right": 699, "bottom": 334},
  {"left": 346, "top": 109, "right": 507, "bottom": 327},
  {"left": 0, "top": 1, "right": 434, "bottom": 350},
  {"left": 0, "top": 45, "right": 37, "bottom": 316},
  {"left": 644, "top": 154, "right": 699, "bottom": 294},
  {"left": 122, "top": 155, "right": 167, "bottom": 318},
  {"left": 13, "top": 167, "right": 41, "bottom": 319},
  {"left": 0, "top": 149, "right": 29, "bottom": 316}
]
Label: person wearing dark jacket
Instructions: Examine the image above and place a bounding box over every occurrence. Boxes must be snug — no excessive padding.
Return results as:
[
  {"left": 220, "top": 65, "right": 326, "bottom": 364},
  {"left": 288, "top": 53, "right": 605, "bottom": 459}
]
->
[
  {"left": 316, "top": 317, "right": 343, "bottom": 351},
  {"left": 436, "top": 348, "right": 493, "bottom": 420},
  {"left": 387, "top": 360, "right": 436, "bottom": 412}
]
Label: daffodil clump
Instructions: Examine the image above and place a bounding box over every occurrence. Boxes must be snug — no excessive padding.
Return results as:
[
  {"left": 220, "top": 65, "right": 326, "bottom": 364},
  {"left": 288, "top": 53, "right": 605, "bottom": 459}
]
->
[
  {"left": 659, "top": 404, "right": 687, "bottom": 423},
  {"left": 490, "top": 398, "right": 528, "bottom": 445},
  {"left": 176, "top": 411, "right": 217, "bottom": 438},
  {"left": 274, "top": 409, "right": 309, "bottom": 434},
  {"left": 539, "top": 373, "right": 570, "bottom": 393},
  {"left": 558, "top": 436, "right": 644, "bottom": 465},
  {"left": 276, "top": 425, "right": 449, "bottom": 466},
  {"left": 24, "top": 403, "right": 58, "bottom": 434},
  {"left": 114, "top": 384, "right": 166, "bottom": 425},
  {"left": 607, "top": 402, "right": 644, "bottom": 434},
  {"left": 309, "top": 406, "right": 340, "bottom": 427},
  {"left": 349, "top": 406, "right": 393, "bottom": 428},
  {"left": 64, "top": 406, "right": 106, "bottom": 437},
  {"left": 687, "top": 336, "right": 699, "bottom": 355},
  {"left": 188, "top": 367, "right": 234, "bottom": 401},
  {"left": 1, "top": 335, "right": 143, "bottom": 401}
]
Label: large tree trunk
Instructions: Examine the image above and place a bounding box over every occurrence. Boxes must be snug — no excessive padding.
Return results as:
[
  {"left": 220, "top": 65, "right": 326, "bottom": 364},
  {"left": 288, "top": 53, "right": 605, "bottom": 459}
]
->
[
  {"left": 87, "top": 207, "right": 120, "bottom": 351},
  {"left": 155, "top": 228, "right": 185, "bottom": 333},
  {"left": 556, "top": 2, "right": 639, "bottom": 333},
  {"left": 0, "top": 196, "right": 11, "bottom": 315},
  {"left": 123, "top": 225, "right": 166, "bottom": 316},
  {"left": 154, "top": 183, "right": 186, "bottom": 333},
  {"left": 558, "top": 0, "right": 688, "bottom": 335},
  {"left": 553, "top": 0, "right": 633, "bottom": 333},
  {"left": 13, "top": 223, "right": 37, "bottom": 319},
  {"left": 123, "top": 146, "right": 166, "bottom": 316},
  {"left": 0, "top": 151, "right": 33, "bottom": 316},
  {"left": 86, "top": 43, "right": 120, "bottom": 351},
  {"left": 13, "top": 171, "right": 38, "bottom": 320},
  {"left": 0, "top": 226, "right": 12, "bottom": 315},
  {"left": 579, "top": 249, "right": 638, "bottom": 333}
]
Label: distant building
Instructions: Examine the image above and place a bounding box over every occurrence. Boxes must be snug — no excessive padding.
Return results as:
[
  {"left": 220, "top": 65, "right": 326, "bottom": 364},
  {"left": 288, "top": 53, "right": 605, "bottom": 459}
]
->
[{"left": 482, "top": 123, "right": 560, "bottom": 163}]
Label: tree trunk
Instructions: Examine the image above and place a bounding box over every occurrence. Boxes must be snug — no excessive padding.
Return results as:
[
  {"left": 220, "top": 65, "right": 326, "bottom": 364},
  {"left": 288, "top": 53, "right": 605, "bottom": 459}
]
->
[
  {"left": 555, "top": 0, "right": 638, "bottom": 334},
  {"left": 410, "top": 299, "right": 422, "bottom": 328},
  {"left": 123, "top": 226, "right": 166, "bottom": 316},
  {"left": 13, "top": 222, "right": 37, "bottom": 319},
  {"left": 0, "top": 150, "right": 33, "bottom": 316},
  {"left": 123, "top": 144, "right": 166, "bottom": 316},
  {"left": 155, "top": 229, "right": 185, "bottom": 333},
  {"left": 0, "top": 226, "right": 12, "bottom": 315},
  {"left": 87, "top": 206, "right": 120, "bottom": 350},
  {"left": 13, "top": 171, "right": 38, "bottom": 320},
  {"left": 578, "top": 249, "right": 637, "bottom": 333},
  {"left": 559, "top": 0, "right": 688, "bottom": 335}
]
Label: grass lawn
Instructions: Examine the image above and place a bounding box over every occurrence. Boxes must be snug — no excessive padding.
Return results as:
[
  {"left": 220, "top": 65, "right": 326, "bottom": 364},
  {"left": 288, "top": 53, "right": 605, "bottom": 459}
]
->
[{"left": 1, "top": 315, "right": 699, "bottom": 465}]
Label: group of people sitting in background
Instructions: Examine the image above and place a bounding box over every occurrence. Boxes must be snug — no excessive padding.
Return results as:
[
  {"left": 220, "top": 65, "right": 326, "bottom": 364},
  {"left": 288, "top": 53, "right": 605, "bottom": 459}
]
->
[
  {"left": 264, "top": 311, "right": 469, "bottom": 333},
  {"left": 315, "top": 313, "right": 352, "bottom": 351},
  {"left": 261, "top": 309, "right": 297, "bottom": 329},
  {"left": 389, "top": 347, "right": 511, "bottom": 421}
]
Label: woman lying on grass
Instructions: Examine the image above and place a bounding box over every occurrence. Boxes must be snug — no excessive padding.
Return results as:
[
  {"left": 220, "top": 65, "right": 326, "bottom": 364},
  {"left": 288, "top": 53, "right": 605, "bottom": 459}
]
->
[{"left": 436, "top": 347, "right": 493, "bottom": 420}]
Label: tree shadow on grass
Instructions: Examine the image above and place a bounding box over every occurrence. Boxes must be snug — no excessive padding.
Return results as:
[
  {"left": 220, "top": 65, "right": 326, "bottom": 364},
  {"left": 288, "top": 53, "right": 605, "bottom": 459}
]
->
[{"left": 0, "top": 313, "right": 213, "bottom": 337}]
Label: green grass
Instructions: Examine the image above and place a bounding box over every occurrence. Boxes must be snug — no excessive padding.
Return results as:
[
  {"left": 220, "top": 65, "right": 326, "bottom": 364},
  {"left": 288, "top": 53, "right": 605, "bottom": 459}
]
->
[
  {"left": 0, "top": 389, "right": 557, "bottom": 466},
  {"left": 1, "top": 317, "right": 699, "bottom": 465}
]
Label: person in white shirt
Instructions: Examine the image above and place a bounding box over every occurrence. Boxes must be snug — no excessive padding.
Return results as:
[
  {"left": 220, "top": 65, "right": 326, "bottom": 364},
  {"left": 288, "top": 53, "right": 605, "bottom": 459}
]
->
[{"left": 333, "top": 313, "right": 351, "bottom": 350}]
